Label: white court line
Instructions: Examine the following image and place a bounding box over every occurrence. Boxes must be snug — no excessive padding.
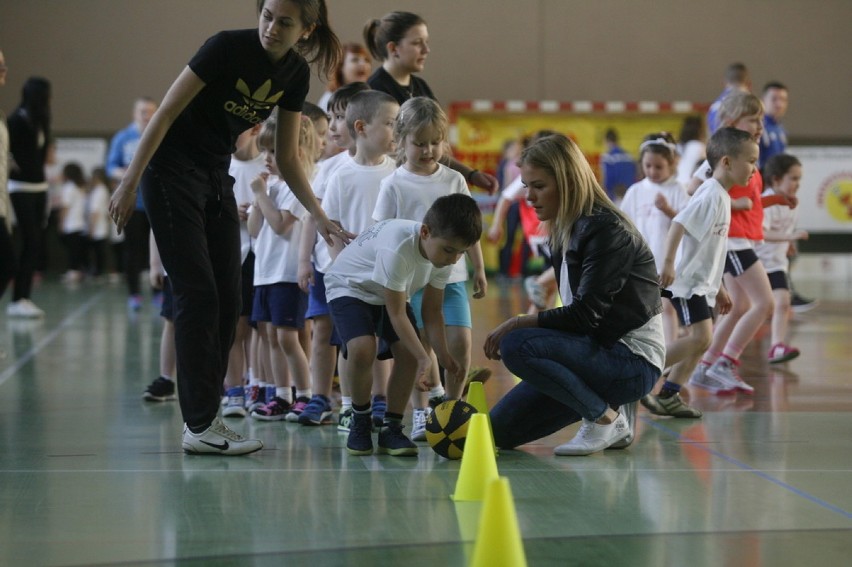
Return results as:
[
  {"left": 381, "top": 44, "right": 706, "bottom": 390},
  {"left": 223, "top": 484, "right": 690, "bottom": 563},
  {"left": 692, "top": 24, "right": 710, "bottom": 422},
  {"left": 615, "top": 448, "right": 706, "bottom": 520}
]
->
[{"left": 0, "top": 292, "right": 104, "bottom": 387}]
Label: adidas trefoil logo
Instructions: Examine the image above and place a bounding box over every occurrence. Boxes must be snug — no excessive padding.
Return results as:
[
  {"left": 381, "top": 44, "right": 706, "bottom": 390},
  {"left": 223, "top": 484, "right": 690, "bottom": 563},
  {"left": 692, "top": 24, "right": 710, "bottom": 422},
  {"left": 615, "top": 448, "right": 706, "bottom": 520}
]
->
[{"left": 224, "top": 79, "right": 284, "bottom": 124}]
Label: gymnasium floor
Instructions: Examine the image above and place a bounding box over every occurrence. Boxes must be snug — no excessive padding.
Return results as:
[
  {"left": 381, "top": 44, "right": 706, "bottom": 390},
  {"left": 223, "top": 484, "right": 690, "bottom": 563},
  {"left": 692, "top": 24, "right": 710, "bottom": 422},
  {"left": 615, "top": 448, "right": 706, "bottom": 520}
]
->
[{"left": 1, "top": 270, "right": 850, "bottom": 566}]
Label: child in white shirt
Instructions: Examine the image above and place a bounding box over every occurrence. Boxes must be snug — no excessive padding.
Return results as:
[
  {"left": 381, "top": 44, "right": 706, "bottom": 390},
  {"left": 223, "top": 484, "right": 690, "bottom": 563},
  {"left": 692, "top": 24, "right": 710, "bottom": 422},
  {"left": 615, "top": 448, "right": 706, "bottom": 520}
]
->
[
  {"left": 373, "top": 96, "right": 488, "bottom": 441},
  {"left": 59, "top": 163, "right": 88, "bottom": 284},
  {"left": 620, "top": 132, "right": 690, "bottom": 343},
  {"left": 641, "top": 128, "right": 758, "bottom": 418},
  {"left": 755, "top": 154, "right": 808, "bottom": 363},
  {"left": 247, "top": 112, "right": 315, "bottom": 422},
  {"left": 325, "top": 194, "right": 482, "bottom": 456}
]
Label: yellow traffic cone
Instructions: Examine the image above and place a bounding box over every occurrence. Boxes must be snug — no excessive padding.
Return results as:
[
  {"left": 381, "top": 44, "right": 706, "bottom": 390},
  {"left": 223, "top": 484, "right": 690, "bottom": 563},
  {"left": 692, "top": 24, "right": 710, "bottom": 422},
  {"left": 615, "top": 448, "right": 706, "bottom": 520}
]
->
[
  {"left": 453, "top": 501, "right": 480, "bottom": 562},
  {"left": 470, "top": 477, "right": 527, "bottom": 567},
  {"left": 451, "top": 413, "right": 499, "bottom": 501},
  {"left": 465, "top": 380, "right": 488, "bottom": 414},
  {"left": 465, "top": 381, "right": 497, "bottom": 456}
]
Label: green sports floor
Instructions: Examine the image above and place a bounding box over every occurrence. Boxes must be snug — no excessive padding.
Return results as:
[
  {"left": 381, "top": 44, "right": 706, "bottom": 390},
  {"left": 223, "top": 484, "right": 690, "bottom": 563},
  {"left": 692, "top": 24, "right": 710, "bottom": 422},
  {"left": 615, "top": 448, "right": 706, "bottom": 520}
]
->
[{"left": 1, "top": 276, "right": 851, "bottom": 566}]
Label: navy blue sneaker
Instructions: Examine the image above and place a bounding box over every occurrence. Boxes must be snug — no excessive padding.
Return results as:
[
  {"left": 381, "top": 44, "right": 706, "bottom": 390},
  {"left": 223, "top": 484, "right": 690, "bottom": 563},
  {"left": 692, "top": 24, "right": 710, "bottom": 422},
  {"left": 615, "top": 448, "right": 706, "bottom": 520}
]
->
[
  {"left": 298, "top": 395, "right": 334, "bottom": 425},
  {"left": 378, "top": 422, "right": 418, "bottom": 456},
  {"left": 371, "top": 395, "right": 387, "bottom": 429},
  {"left": 346, "top": 412, "right": 374, "bottom": 455}
]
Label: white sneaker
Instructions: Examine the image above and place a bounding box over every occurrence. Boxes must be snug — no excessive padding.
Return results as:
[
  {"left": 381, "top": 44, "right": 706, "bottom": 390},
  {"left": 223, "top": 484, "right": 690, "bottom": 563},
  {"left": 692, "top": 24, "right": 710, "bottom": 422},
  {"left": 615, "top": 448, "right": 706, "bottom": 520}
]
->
[
  {"left": 6, "top": 299, "right": 45, "bottom": 319},
  {"left": 554, "top": 412, "right": 630, "bottom": 456},
  {"left": 688, "top": 364, "right": 735, "bottom": 394},
  {"left": 609, "top": 402, "right": 636, "bottom": 449},
  {"left": 182, "top": 417, "right": 262, "bottom": 455},
  {"left": 706, "top": 358, "right": 753, "bottom": 393},
  {"left": 222, "top": 387, "right": 247, "bottom": 418},
  {"left": 410, "top": 408, "right": 429, "bottom": 442}
]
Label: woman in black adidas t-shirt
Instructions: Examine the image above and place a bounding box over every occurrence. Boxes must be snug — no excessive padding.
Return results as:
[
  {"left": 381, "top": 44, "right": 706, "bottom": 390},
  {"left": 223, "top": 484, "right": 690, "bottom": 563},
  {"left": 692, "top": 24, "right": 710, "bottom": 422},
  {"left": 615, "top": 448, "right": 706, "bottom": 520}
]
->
[{"left": 109, "top": 0, "right": 348, "bottom": 455}]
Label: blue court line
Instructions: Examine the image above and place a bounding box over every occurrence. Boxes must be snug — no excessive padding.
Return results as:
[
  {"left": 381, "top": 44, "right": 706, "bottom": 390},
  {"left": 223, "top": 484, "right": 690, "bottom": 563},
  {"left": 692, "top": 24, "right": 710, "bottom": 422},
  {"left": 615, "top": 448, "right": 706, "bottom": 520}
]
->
[
  {"left": 641, "top": 416, "right": 852, "bottom": 520},
  {"left": 0, "top": 293, "right": 104, "bottom": 387}
]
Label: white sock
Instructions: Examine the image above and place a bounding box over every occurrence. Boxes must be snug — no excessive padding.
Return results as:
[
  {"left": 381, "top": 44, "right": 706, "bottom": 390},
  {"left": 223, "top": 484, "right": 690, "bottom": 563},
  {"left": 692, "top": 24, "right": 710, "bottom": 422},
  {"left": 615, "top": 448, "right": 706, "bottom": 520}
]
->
[
  {"left": 429, "top": 385, "right": 445, "bottom": 399},
  {"left": 277, "top": 387, "right": 293, "bottom": 403},
  {"left": 341, "top": 396, "right": 352, "bottom": 410},
  {"left": 296, "top": 389, "right": 312, "bottom": 400}
]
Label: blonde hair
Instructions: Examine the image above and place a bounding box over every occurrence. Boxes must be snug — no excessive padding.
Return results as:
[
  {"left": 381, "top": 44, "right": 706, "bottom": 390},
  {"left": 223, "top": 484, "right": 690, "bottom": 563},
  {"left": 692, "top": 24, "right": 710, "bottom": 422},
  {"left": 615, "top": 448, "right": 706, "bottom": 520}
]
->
[
  {"left": 297, "top": 115, "right": 317, "bottom": 178},
  {"left": 393, "top": 96, "right": 449, "bottom": 166},
  {"left": 718, "top": 91, "right": 764, "bottom": 127},
  {"left": 521, "top": 134, "right": 628, "bottom": 253},
  {"left": 257, "top": 109, "right": 317, "bottom": 178}
]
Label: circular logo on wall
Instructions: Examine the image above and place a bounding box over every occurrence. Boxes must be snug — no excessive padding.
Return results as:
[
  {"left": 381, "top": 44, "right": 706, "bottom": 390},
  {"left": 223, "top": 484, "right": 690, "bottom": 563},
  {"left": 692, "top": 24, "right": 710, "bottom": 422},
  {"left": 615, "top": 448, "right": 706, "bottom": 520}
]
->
[{"left": 818, "top": 172, "right": 852, "bottom": 223}]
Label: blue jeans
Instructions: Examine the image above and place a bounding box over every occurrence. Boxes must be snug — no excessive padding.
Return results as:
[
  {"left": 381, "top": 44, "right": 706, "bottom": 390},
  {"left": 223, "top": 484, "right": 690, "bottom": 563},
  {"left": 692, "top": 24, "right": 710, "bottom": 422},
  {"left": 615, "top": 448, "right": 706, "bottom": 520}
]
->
[{"left": 490, "top": 328, "right": 658, "bottom": 449}]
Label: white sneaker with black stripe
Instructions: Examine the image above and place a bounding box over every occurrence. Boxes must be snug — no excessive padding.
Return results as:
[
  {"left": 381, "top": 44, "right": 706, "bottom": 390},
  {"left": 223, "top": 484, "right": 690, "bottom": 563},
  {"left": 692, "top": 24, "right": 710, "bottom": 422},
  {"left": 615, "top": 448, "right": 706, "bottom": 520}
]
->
[{"left": 182, "top": 417, "right": 262, "bottom": 455}]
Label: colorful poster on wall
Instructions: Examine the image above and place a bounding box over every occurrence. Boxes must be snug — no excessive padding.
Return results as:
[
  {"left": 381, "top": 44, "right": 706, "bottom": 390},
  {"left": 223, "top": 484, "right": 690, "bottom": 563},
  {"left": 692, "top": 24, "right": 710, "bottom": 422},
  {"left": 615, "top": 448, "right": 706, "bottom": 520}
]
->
[
  {"left": 788, "top": 146, "right": 852, "bottom": 233},
  {"left": 451, "top": 101, "right": 707, "bottom": 272},
  {"left": 450, "top": 101, "right": 704, "bottom": 181}
]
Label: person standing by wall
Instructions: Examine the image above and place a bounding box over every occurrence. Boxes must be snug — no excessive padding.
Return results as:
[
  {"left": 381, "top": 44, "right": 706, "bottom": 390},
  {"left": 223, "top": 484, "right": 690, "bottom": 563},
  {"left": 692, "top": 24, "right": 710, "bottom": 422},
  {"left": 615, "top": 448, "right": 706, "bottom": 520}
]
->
[
  {"left": 6, "top": 76, "right": 52, "bottom": 318},
  {"left": 106, "top": 97, "right": 158, "bottom": 310},
  {"left": 0, "top": 48, "right": 16, "bottom": 309},
  {"left": 109, "top": 0, "right": 349, "bottom": 456}
]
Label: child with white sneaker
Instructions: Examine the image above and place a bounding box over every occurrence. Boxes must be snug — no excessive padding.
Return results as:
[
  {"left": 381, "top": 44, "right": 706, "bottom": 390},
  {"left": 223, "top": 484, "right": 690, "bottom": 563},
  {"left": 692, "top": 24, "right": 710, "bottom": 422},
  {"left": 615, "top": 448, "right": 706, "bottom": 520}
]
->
[
  {"left": 484, "top": 134, "right": 665, "bottom": 456},
  {"left": 247, "top": 112, "right": 315, "bottom": 422},
  {"left": 294, "top": 101, "right": 339, "bottom": 426},
  {"left": 221, "top": 123, "right": 265, "bottom": 418},
  {"left": 620, "top": 132, "right": 690, "bottom": 344},
  {"left": 58, "top": 163, "right": 89, "bottom": 284},
  {"left": 295, "top": 82, "right": 367, "bottom": 429},
  {"left": 642, "top": 128, "right": 756, "bottom": 418},
  {"left": 325, "top": 194, "right": 480, "bottom": 456},
  {"left": 686, "top": 92, "right": 777, "bottom": 394},
  {"left": 372, "top": 96, "right": 487, "bottom": 441},
  {"left": 755, "top": 154, "right": 808, "bottom": 364},
  {"left": 323, "top": 89, "right": 400, "bottom": 430}
]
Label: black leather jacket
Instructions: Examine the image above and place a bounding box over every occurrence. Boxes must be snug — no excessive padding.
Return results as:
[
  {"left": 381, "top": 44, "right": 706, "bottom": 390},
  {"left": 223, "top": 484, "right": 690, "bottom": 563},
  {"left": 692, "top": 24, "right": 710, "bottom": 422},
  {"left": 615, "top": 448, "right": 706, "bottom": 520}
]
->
[{"left": 537, "top": 206, "right": 662, "bottom": 347}]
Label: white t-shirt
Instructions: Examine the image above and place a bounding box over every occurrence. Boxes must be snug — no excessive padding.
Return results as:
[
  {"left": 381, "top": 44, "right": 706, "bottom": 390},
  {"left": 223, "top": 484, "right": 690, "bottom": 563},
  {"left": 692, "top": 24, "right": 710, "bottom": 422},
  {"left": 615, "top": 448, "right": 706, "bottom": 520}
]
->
[
  {"left": 501, "top": 175, "right": 526, "bottom": 201},
  {"left": 668, "top": 178, "right": 731, "bottom": 306},
  {"left": 87, "top": 183, "right": 110, "bottom": 240},
  {"left": 324, "top": 219, "right": 452, "bottom": 305},
  {"left": 60, "top": 182, "right": 88, "bottom": 234},
  {"left": 620, "top": 177, "right": 690, "bottom": 274},
  {"left": 323, "top": 155, "right": 396, "bottom": 235},
  {"left": 252, "top": 178, "right": 306, "bottom": 286},
  {"left": 373, "top": 165, "right": 471, "bottom": 283},
  {"left": 310, "top": 151, "right": 354, "bottom": 272},
  {"left": 755, "top": 188, "right": 797, "bottom": 273},
  {"left": 229, "top": 153, "right": 266, "bottom": 264},
  {"left": 313, "top": 150, "right": 353, "bottom": 201},
  {"left": 693, "top": 159, "right": 753, "bottom": 252},
  {"left": 676, "top": 140, "right": 706, "bottom": 187}
]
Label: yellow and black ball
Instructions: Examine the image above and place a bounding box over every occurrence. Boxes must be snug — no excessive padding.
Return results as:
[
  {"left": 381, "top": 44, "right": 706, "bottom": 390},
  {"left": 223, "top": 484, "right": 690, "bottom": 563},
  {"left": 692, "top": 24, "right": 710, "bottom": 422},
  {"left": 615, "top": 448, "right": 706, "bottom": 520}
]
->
[{"left": 425, "top": 400, "right": 478, "bottom": 460}]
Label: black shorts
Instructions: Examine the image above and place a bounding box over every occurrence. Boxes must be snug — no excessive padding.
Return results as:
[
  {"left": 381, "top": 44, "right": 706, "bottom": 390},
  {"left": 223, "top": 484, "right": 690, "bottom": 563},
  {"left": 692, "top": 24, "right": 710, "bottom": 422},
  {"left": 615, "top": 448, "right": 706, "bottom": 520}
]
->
[
  {"left": 662, "top": 290, "right": 712, "bottom": 326},
  {"left": 328, "top": 296, "right": 418, "bottom": 360},
  {"left": 766, "top": 270, "right": 790, "bottom": 290},
  {"left": 724, "top": 248, "right": 759, "bottom": 277}
]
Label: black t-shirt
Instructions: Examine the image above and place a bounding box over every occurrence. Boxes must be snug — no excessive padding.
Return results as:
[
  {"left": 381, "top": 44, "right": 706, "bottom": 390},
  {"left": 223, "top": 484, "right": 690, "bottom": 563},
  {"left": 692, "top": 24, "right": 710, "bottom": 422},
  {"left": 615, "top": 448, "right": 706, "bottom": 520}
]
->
[
  {"left": 367, "top": 67, "right": 435, "bottom": 106},
  {"left": 159, "top": 29, "right": 310, "bottom": 168}
]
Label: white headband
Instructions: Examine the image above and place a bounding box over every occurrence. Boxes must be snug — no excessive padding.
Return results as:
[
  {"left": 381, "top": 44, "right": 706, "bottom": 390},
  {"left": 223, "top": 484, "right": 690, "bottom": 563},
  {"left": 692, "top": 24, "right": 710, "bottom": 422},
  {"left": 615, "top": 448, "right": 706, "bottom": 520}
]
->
[{"left": 639, "top": 138, "right": 678, "bottom": 153}]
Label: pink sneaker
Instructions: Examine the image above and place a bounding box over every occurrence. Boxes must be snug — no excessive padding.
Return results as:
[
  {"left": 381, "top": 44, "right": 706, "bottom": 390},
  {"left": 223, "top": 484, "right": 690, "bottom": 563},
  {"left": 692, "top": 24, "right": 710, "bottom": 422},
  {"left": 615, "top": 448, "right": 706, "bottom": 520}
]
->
[
  {"left": 285, "top": 396, "right": 311, "bottom": 422},
  {"left": 768, "top": 343, "right": 800, "bottom": 364}
]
